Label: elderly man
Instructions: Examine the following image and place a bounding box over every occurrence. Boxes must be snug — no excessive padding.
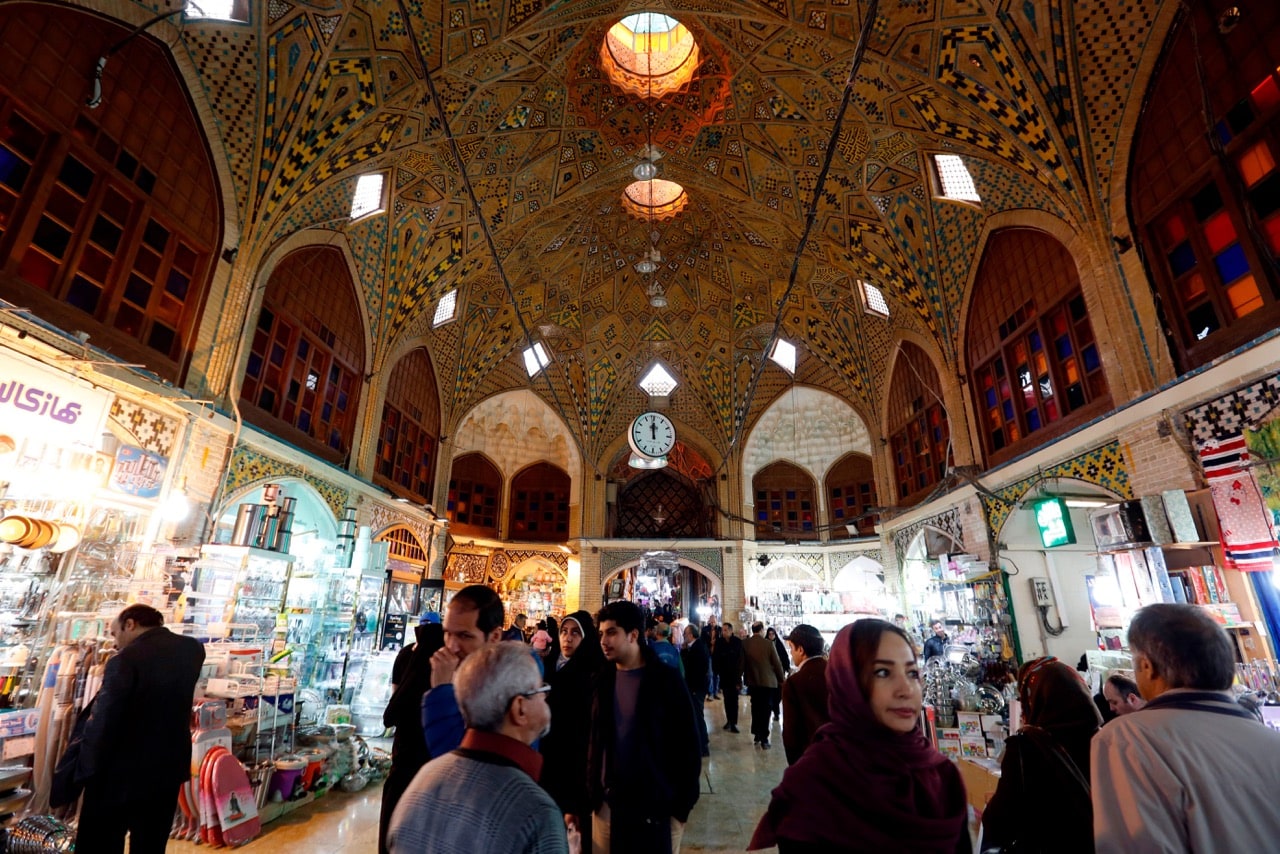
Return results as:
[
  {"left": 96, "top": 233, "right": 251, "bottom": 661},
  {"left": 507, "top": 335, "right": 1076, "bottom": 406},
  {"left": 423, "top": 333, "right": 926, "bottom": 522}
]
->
[
  {"left": 1092, "top": 604, "right": 1280, "bottom": 853},
  {"left": 389, "top": 642, "right": 569, "bottom": 854}
]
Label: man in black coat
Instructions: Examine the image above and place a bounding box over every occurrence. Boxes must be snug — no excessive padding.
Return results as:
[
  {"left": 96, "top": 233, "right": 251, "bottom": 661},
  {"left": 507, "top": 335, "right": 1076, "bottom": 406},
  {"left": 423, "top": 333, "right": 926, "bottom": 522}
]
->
[
  {"left": 588, "top": 601, "right": 701, "bottom": 854},
  {"left": 76, "top": 604, "right": 205, "bottom": 853},
  {"left": 712, "top": 622, "right": 744, "bottom": 733},
  {"left": 680, "top": 624, "right": 711, "bottom": 757}
]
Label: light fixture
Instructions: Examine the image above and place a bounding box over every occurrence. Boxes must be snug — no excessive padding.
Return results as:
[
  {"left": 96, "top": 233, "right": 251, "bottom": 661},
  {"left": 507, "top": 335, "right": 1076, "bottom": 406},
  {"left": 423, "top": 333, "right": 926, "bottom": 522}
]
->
[
  {"left": 1064, "top": 498, "right": 1110, "bottom": 509},
  {"left": 633, "top": 159, "right": 660, "bottom": 181},
  {"left": 163, "top": 478, "right": 191, "bottom": 522},
  {"left": 652, "top": 503, "right": 668, "bottom": 526},
  {"left": 628, "top": 453, "right": 668, "bottom": 470}
]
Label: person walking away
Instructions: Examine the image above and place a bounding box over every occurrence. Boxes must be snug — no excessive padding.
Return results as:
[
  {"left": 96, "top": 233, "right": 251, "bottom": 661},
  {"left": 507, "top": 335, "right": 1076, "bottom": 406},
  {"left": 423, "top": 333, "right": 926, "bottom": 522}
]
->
[
  {"left": 981, "top": 656, "right": 1100, "bottom": 853},
  {"left": 379, "top": 616, "right": 445, "bottom": 854},
  {"left": 1100, "top": 672, "right": 1144, "bottom": 718},
  {"left": 541, "top": 611, "right": 605, "bottom": 852},
  {"left": 422, "top": 585, "right": 506, "bottom": 756},
  {"left": 681, "top": 624, "right": 711, "bottom": 757},
  {"left": 703, "top": 624, "right": 720, "bottom": 700},
  {"left": 388, "top": 642, "right": 571, "bottom": 853},
  {"left": 780, "top": 624, "right": 828, "bottom": 765},
  {"left": 713, "top": 623, "right": 744, "bottom": 733},
  {"left": 1092, "top": 604, "right": 1280, "bottom": 853},
  {"left": 531, "top": 620, "right": 553, "bottom": 654},
  {"left": 75, "top": 604, "right": 206, "bottom": 854},
  {"left": 749, "top": 618, "right": 969, "bottom": 853},
  {"left": 766, "top": 626, "right": 790, "bottom": 720},
  {"left": 588, "top": 601, "right": 701, "bottom": 854},
  {"left": 743, "top": 622, "right": 785, "bottom": 749},
  {"left": 650, "top": 622, "right": 684, "bottom": 676}
]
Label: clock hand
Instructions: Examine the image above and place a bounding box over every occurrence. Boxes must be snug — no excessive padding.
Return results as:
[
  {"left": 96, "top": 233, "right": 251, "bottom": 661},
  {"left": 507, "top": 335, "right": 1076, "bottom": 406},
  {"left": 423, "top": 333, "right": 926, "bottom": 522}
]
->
[{"left": 650, "top": 421, "right": 657, "bottom": 440}]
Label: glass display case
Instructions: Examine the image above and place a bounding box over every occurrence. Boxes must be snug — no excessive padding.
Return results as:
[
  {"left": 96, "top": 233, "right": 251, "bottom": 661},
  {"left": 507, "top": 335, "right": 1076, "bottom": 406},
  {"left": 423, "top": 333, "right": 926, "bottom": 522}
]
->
[{"left": 186, "top": 545, "right": 293, "bottom": 640}]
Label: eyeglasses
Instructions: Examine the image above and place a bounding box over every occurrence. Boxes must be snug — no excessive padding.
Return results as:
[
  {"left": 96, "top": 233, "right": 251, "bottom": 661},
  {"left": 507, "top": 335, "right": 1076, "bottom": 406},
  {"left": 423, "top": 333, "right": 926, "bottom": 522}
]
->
[{"left": 519, "top": 685, "right": 551, "bottom": 700}]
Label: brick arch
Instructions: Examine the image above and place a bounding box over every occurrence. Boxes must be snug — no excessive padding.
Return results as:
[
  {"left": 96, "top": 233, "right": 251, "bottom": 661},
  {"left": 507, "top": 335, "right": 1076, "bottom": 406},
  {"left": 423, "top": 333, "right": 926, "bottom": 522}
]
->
[
  {"left": 447, "top": 452, "right": 503, "bottom": 538},
  {"left": 375, "top": 347, "right": 441, "bottom": 504},
  {"left": 240, "top": 245, "right": 367, "bottom": 464},
  {"left": 0, "top": 3, "right": 222, "bottom": 382}
]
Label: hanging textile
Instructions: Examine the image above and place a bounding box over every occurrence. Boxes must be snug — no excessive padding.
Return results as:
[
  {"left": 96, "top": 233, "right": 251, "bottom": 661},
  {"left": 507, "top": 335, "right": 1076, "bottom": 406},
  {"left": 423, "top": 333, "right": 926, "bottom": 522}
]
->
[{"left": 1198, "top": 436, "right": 1278, "bottom": 571}]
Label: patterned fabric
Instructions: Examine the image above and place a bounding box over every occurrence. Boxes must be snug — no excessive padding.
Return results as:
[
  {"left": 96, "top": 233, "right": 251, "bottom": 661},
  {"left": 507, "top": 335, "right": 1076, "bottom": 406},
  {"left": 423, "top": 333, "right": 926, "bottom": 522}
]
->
[{"left": 1199, "top": 436, "right": 1277, "bottom": 571}]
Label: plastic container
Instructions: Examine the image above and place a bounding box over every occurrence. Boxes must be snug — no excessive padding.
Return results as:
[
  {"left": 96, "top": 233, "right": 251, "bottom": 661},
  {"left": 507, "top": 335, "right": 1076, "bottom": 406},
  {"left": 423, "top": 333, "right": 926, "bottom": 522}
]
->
[{"left": 269, "top": 757, "right": 306, "bottom": 801}]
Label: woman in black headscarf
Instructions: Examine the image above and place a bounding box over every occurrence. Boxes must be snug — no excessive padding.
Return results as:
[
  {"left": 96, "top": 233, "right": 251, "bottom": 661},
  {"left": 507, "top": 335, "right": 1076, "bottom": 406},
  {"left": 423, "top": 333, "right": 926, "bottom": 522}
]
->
[
  {"left": 540, "top": 610, "right": 605, "bottom": 847},
  {"left": 981, "top": 656, "right": 1102, "bottom": 853},
  {"left": 379, "top": 618, "right": 445, "bottom": 854},
  {"left": 542, "top": 615, "right": 562, "bottom": 669},
  {"left": 767, "top": 626, "right": 791, "bottom": 719}
]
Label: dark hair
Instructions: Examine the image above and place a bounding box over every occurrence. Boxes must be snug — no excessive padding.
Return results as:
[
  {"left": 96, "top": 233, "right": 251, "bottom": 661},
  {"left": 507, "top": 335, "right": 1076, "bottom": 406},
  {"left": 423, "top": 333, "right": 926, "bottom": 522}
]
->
[
  {"left": 722, "top": 622, "right": 733, "bottom": 631},
  {"left": 536, "top": 620, "right": 547, "bottom": 631},
  {"left": 1106, "top": 673, "right": 1141, "bottom": 699},
  {"left": 849, "top": 618, "right": 916, "bottom": 701},
  {"left": 751, "top": 621, "right": 764, "bottom": 634},
  {"left": 894, "top": 614, "right": 906, "bottom": 621},
  {"left": 787, "top": 624, "right": 825, "bottom": 659},
  {"left": 449, "top": 585, "right": 505, "bottom": 635},
  {"left": 597, "top": 600, "right": 644, "bottom": 637},
  {"left": 118, "top": 604, "right": 163, "bottom": 629},
  {"left": 1127, "top": 604, "right": 1234, "bottom": 691}
]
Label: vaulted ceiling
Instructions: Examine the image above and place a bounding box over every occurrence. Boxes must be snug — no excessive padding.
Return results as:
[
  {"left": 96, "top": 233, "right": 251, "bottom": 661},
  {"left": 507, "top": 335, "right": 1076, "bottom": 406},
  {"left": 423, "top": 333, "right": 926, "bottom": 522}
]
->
[{"left": 179, "top": 0, "right": 1171, "bottom": 468}]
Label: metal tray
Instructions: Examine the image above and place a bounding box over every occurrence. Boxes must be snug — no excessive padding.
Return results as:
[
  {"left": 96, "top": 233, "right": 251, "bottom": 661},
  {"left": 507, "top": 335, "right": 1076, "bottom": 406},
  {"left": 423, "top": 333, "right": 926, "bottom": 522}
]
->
[{"left": 0, "top": 766, "right": 32, "bottom": 792}]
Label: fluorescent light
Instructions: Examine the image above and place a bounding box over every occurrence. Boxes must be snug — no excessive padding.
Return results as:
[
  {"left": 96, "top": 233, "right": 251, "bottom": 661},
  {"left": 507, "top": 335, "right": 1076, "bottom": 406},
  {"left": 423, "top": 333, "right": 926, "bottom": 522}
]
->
[{"left": 1064, "top": 498, "right": 1110, "bottom": 509}]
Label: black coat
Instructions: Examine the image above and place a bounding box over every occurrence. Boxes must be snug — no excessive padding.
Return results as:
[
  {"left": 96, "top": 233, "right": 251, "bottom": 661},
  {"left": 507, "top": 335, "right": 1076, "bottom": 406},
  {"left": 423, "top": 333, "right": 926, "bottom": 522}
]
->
[
  {"left": 540, "top": 610, "right": 605, "bottom": 819},
  {"left": 76, "top": 626, "right": 205, "bottom": 799},
  {"left": 383, "top": 622, "right": 444, "bottom": 771},
  {"left": 681, "top": 637, "right": 711, "bottom": 695},
  {"left": 587, "top": 650, "right": 702, "bottom": 830},
  {"left": 712, "top": 634, "right": 744, "bottom": 684}
]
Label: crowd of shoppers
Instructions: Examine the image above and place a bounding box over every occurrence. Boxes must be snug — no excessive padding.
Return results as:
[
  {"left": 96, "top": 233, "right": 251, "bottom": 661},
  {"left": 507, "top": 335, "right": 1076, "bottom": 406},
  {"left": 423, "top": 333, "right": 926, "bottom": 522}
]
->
[{"left": 381, "top": 592, "right": 1280, "bottom": 854}]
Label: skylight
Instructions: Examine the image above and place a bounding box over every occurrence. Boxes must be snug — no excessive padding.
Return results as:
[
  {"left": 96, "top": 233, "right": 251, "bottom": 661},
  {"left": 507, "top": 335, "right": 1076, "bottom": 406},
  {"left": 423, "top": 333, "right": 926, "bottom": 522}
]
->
[
  {"left": 859, "top": 280, "right": 890, "bottom": 318},
  {"left": 602, "top": 13, "right": 699, "bottom": 100},
  {"left": 350, "top": 173, "right": 385, "bottom": 219},
  {"left": 639, "top": 362, "right": 679, "bottom": 396},
  {"left": 523, "top": 342, "right": 551, "bottom": 377},
  {"left": 769, "top": 339, "right": 797, "bottom": 374},
  {"left": 934, "top": 155, "right": 981, "bottom": 202},
  {"left": 186, "top": 0, "right": 247, "bottom": 21},
  {"left": 622, "top": 179, "right": 688, "bottom": 220},
  {"left": 433, "top": 290, "right": 457, "bottom": 327}
]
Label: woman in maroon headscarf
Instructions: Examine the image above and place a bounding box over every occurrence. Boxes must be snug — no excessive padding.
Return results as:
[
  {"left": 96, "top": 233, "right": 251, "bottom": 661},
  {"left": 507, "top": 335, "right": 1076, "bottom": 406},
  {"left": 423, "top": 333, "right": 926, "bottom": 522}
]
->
[
  {"left": 980, "top": 656, "right": 1100, "bottom": 853},
  {"left": 750, "top": 619, "right": 970, "bottom": 853}
]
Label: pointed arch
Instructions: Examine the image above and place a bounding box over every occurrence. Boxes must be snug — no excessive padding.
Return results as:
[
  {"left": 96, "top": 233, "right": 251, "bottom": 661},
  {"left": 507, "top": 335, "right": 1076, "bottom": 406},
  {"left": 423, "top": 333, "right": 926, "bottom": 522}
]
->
[
  {"left": 824, "top": 452, "right": 878, "bottom": 539},
  {"left": 885, "top": 341, "right": 952, "bottom": 505},
  {"left": 446, "top": 452, "right": 503, "bottom": 538},
  {"left": 508, "top": 462, "right": 572, "bottom": 542},
  {"left": 752, "top": 460, "right": 819, "bottom": 541},
  {"left": 375, "top": 347, "right": 441, "bottom": 504}
]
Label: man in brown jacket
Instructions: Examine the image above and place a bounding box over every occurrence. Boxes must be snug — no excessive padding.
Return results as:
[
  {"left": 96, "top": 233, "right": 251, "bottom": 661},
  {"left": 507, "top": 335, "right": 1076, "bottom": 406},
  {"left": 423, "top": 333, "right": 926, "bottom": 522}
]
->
[
  {"left": 742, "top": 621, "right": 785, "bottom": 749},
  {"left": 780, "top": 624, "right": 828, "bottom": 764}
]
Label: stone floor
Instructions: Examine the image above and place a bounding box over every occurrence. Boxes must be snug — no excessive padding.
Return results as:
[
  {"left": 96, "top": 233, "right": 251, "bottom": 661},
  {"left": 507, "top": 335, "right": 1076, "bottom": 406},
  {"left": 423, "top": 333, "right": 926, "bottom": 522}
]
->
[{"left": 169, "top": 692, "right": 784, "bottom": 853}]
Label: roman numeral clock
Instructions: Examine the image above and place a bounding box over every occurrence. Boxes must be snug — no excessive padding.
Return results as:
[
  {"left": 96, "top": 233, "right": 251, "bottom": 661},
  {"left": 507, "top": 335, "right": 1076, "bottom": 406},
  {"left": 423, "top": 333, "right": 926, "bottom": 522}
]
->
[{"left": 628, "top": 410, "right": 676, "bottom": 459}]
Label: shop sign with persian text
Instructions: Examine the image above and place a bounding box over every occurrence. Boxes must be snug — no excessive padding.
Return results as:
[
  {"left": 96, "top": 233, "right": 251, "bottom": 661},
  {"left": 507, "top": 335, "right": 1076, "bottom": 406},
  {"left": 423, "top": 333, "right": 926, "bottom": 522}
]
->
[
  {"left": 109, "top": 445, "right": 167, "bottom": 498},
  {"left": 0, "top": 346, "right": 112, "bottom": 448}
]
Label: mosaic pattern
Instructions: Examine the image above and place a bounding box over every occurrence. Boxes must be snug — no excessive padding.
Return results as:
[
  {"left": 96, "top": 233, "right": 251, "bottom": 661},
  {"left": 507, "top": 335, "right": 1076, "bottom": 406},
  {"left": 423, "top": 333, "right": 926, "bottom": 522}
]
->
[
  {"left": 367, "top": 501, "right": 435, "bottom": 551},
  {"left": 891, "top": 508, "right": 966, "bottom": 572},
  {"left": 505, "top": 549, "right": 569, "bottom": 575},
  {"left": 1181, "top": 373, "right": 1280, "bottom": 448},
  {"left": 981, "top": 440, "right": 1135, "bottom": 536},
  {"left": 223, "top": 444, "right": 351, "bottom": 521},
  {"left": 145, "top": 1, "right": 1179, "bottom": 472},
  {"left": 109, "top": 400, "right": 181, "bottom": 458}
]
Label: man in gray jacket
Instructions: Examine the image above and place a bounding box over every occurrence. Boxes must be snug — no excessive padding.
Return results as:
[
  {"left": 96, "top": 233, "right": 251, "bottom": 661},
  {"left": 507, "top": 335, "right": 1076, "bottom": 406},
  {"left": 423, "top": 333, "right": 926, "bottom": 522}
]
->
[
  {"left": 389, "top": 642, "right": 570, "bottom": 854},
  {"left": 742, "top": 621, "right": 785, "bottom": 749},
  {"left": 1092, "top": 604, "right": 1280, "bottom": 853}
]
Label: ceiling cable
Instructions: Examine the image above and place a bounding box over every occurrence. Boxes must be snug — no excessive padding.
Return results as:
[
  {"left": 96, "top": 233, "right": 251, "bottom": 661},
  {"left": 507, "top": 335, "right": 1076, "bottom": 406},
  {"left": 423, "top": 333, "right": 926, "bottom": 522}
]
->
[
  {"left": 395, "top": 0, "right": 596, "bottom": 474},
  {"left": 714, "top": 0, "right": 881, "bottom": 476}
]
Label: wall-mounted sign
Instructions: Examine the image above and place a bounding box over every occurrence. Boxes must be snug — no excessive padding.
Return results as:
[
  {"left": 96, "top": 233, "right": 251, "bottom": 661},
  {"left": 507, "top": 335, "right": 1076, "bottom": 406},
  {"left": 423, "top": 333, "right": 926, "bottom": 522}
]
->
[
  {"left": 1034, "top": 498, "right": 1076, "bottom": 548},
  {"left": 0, "top": 347, "right": 112, "bottom": 448},
  {"left": 109, "top": 445, "right": 167, "bottom": 498}
]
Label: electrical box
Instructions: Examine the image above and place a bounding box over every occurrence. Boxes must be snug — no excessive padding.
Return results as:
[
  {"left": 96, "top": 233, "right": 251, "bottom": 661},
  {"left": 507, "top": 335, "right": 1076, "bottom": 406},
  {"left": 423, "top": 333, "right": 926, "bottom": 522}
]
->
[{"left": 1031, "top": 577, "right": 1055, "bottom": 607}]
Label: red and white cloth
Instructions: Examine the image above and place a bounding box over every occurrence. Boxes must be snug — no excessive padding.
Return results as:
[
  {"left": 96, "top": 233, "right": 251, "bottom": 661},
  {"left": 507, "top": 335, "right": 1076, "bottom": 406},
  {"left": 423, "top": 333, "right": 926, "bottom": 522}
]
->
[{"left": 1199, "top": 436, "right": 1277, "bottom": 571}]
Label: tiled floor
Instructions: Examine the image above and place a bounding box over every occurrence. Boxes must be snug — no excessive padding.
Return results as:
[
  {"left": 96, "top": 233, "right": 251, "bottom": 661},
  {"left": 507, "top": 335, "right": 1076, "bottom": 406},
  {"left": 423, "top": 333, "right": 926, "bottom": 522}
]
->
[{"left": 168, "top": 692, "right": 785, "bottom": 853}]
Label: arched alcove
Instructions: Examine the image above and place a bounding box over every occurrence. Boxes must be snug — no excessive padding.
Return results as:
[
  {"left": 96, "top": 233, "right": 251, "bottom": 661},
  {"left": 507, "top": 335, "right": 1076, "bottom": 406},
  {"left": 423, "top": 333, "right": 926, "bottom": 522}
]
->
[
  {"left": 752, "top": 461, "right": 818, "bottom": 541},
  {"left": 508, "top": 462, "right": 571, "bottom": 542},
  {"left": 446, "top": 452, "right": 503, "bottom": 538},
  {"left": 375, "top": 347, "right": 441, "bottom": 504}
]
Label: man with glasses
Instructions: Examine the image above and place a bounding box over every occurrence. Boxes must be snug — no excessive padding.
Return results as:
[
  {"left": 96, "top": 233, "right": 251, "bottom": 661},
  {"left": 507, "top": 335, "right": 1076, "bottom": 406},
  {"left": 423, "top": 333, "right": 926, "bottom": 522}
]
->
[
  {"left": 389, "top": 642, "right": 571, "bottom": 853},
  {"left": 588, "top": 601, "right": 701, "bottom": 854}
]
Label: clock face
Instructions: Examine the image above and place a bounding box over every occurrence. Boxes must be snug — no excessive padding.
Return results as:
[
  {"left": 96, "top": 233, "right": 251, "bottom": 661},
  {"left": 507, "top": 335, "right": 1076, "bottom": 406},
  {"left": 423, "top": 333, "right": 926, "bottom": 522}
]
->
[{"left": 630, "top": 411, "right": 676, "bottom": 457}]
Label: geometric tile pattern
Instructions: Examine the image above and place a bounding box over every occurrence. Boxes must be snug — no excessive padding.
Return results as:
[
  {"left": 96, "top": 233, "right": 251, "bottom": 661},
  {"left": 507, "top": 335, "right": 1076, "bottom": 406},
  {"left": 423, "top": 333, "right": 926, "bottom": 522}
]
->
[
  {"left": 1181, "top": 373, "right": 1280, "bottom": 449},
  {"left": 109, "top": 399, "right": 182, "bottom": 458},
  {"left": 600, "top": 548, "right": 724, "bottom": 580},
  {"left": 224, "top": 444, "right": 351, "bottom": 522},
  {"left": 891, "top": 507, "right": 966, "bottom": 573},
  {"left": 980, "top": 439, "right": 1135, "bottom": 537},
  {"left": 155, "top": 0, "right": 1180, "bottom": 476}
]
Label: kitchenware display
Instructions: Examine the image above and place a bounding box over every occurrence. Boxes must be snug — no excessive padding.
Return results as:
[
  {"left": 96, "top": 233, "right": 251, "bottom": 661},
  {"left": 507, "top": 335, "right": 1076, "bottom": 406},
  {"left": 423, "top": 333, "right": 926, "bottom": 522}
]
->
[{"left": 0, "top": 516, "right": 33, "bottom": 545}]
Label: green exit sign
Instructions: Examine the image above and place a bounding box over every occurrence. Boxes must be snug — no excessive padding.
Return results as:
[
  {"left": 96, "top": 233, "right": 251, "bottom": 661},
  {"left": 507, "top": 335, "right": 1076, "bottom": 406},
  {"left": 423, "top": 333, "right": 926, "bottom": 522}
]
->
[{"left": 1034, "top": 498, "right": 1076, "bottom": 548}]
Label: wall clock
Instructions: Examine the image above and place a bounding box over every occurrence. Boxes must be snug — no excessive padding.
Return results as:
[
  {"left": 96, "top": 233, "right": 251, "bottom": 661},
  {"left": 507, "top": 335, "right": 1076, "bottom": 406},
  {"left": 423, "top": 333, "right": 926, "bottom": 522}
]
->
[{"left": 629, "top": 411, "right": 676, "bottom": 458}]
